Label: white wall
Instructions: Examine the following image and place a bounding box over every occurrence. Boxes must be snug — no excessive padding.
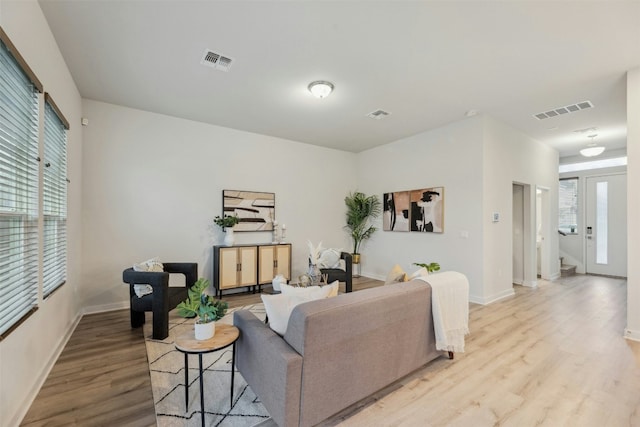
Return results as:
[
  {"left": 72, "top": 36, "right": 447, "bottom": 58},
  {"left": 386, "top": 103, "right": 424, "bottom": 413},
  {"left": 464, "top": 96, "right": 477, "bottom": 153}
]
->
[
  {"left": 81, "top": 100, "right": 357, "bottom": 311},
  {"left": 482, "top": 116, "right": 559, "bottom": 302},
  {"left": 356, "top": 116, "right": 486, "bottom": 301},
  {"left": 0, "top": 2, "right": 83, "bottom": 426},
  {"left": 356, "top": 115, "right": 559, "bottom": 304},
  {"left": 625, "top": 68, "right": 640, "bottom": 341}
]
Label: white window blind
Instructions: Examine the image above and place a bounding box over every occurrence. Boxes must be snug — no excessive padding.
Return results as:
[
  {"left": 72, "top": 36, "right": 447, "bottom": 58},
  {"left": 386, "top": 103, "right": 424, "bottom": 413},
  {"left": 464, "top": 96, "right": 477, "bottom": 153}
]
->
[
  {"left": 559, "top": 178, "right": 578, "bottom": 235},
  {"left": 0, "top": 37, "right": 40, "bottom": 337},
  {"left": 43, "top": 98, "right": 67, "bottom": 297}
]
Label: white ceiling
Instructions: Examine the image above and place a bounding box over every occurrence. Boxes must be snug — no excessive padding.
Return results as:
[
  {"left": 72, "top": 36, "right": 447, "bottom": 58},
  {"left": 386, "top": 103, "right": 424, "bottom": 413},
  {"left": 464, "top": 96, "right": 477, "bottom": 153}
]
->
[{"left": 38, "top": 1, "right": 640, "bottom": 157}]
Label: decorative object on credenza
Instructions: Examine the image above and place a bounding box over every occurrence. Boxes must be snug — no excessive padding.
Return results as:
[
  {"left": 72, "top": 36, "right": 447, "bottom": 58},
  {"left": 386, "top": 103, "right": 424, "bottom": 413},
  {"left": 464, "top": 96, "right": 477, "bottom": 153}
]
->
[
  {"left": 413, "top": 262, "right": 441, "bottom": 273},
  {"left": 176, "top": 278, "right": 228, "bottom": 340},
  {"left": 280, "top": 223, "right": 287, "bottom": 243},
  {"left": 344, "top": 191, "right": 381, "bottom": 278},
  {"left": 307, "top": 240, "right": 324, "bottom": 284},
  {"left": 272, "top": 220, "right": 279, "bottom": 243},
  {"left": 223, "top": 189, "right": 275, "bottom": 232},
  {"left": 214, "top": 214, "right": 239, "bottom": 246}
]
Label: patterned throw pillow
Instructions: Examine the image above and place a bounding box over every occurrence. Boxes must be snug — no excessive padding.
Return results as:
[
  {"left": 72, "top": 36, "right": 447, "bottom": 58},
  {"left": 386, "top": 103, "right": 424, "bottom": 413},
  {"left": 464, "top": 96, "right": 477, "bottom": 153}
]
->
[
  {"left": 317, "top": 248, "right": 343, "bottom": 269},
  {"left": 132, "top": 257, "right": 164, "bottom": 297}
]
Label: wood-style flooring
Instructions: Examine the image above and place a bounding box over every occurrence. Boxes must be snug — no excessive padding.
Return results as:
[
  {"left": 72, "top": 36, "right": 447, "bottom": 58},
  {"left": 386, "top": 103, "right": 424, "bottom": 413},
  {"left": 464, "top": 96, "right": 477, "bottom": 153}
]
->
[{"left": 22, "top": 275, "right": 640, "bottom": 426}]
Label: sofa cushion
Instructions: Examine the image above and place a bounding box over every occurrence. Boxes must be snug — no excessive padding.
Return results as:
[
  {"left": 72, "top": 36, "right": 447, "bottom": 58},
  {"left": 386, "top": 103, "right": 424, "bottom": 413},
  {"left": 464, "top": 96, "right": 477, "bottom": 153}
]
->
[
  {"left": 385, "top": 264, "right": 407, "bottom": 285},
  {"left": 409, "top": 266, "right": 429, "bottom": 279}
]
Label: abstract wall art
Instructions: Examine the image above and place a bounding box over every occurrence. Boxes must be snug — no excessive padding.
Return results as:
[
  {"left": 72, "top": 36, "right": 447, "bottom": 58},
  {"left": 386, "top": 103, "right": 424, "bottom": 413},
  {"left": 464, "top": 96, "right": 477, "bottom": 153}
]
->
[{"left": 223, "top": 190, "right": 275, "bottom": 232}]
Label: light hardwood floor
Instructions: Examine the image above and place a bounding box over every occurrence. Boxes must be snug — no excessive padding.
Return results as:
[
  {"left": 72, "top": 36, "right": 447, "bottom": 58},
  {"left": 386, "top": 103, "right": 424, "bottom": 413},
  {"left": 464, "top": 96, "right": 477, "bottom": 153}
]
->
[{"left": 23, "top": 275, "right": 640, "bottom": 426}]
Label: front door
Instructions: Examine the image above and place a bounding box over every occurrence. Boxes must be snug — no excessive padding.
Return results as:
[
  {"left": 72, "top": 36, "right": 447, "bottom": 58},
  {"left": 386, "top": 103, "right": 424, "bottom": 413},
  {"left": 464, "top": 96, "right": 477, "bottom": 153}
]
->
[{"left": 585, "top": 174, "right": 627, "bottom": 276}]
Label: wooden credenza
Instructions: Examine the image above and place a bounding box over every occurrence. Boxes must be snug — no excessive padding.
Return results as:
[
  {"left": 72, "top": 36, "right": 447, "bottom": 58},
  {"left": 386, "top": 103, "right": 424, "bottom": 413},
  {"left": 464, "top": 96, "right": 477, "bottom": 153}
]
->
[{"left": 213, "top": 243, "right": 292, "bottom": 298}]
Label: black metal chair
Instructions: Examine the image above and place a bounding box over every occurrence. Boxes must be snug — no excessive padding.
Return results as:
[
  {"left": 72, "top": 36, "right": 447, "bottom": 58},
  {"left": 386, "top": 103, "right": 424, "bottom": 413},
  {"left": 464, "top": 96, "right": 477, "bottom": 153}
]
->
[
  {"left": 319, "top": 252, "right": 353, "bottom": 293},
  {"left": 122, "top": 262, "right": 198, "bottom": 340}
]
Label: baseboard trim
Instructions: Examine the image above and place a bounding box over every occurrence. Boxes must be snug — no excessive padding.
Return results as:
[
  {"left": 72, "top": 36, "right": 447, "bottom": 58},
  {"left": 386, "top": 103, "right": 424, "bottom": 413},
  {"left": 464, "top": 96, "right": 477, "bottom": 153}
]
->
[
  {"left": 549, "top": 272, "right": 561, "bottom": 280},
  {"left": 82, "top": 301, "right": 129, "bottom": 315},
  {"left": 624, "top": 328, "right": 640, "bottom": 342},
  {"left": 11, "top": 312, "right": 83, "bottom": 427},
  {"left": 470, "top": 288, "right": 515, "bottom": 305},
  {"left": 521, "top": 279, "right": 538, "bottom": 288}
]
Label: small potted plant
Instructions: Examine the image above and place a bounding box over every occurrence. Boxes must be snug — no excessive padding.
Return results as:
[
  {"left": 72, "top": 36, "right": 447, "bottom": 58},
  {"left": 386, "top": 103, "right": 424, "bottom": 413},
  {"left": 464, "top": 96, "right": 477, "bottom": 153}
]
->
[
  {"left": 177, "top": 278, "right": 228, "bottom": 340},
  {"left": 413, "top": 262, "right": 441, "bottom": 273},
  {"left": 214, "top": 214, "right": 240, "bottom": 246}
]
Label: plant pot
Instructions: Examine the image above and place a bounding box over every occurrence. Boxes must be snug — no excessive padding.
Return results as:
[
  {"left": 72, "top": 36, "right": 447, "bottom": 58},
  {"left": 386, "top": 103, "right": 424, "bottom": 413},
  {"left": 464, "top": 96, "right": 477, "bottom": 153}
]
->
[
  {"left": 352, "top": 253, "right": 361, "bottom": 278},
  {"left": 224, "top": 228, "right": 235, "bottom": 246},
  {"left": 194, "top": 319, "right": 215, "bottom": 340}
]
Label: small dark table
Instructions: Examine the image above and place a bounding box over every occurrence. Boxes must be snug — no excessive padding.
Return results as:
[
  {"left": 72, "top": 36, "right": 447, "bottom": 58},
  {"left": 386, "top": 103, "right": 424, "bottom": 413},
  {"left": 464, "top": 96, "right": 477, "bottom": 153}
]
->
[{"left": 175, "top": 324, "right": 240, "bottom": 427}]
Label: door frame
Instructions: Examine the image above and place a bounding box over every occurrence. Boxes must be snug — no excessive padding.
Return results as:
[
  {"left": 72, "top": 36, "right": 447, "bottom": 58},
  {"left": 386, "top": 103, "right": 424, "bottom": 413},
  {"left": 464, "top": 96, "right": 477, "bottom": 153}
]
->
[{"left": 583, "top": 172, "right": 627, "bottom": 277}]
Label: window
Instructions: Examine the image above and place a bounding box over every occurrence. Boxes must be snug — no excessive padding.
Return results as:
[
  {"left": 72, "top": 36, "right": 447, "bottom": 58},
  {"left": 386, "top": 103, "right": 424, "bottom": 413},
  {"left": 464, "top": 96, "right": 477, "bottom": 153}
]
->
[
  {"left": 559, "top": 178, "right": 578, "bottom": 235},
  {"left": 0, "top": 34, "right": 42, "bottom": 337},
  {"left": 43, "top": 96, "right": 68, "bottom": 297}
]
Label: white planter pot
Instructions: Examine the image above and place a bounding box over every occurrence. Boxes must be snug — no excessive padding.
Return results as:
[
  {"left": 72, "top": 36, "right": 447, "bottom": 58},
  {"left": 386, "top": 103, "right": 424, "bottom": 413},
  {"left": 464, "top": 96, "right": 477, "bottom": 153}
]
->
[
  {"left": 224, "top": 228, "right": 235, "bottom": 246},
  {"left": 194, "top": 319, "right": 215, "bottom": 340}
]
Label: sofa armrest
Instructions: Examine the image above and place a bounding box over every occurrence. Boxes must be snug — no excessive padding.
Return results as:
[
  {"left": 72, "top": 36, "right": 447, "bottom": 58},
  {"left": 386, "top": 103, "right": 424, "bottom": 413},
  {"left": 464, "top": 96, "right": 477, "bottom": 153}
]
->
[{"left": 234, "top": 310, "right": 303, "bottom": 427}]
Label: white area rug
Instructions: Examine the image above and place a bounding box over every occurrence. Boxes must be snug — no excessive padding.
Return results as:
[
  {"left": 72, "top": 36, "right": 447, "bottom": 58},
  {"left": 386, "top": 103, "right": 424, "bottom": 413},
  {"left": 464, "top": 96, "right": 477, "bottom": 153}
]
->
[{"left": 144, "top": 304, "right": 271, "bottom": 426}]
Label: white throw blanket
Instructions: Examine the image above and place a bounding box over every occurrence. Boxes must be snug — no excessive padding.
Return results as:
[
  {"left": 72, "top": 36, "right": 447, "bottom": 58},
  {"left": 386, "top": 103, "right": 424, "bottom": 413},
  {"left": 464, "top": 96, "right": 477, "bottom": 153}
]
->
[{"left": 416, "top": 271, "right": 469, "bottom": 353}]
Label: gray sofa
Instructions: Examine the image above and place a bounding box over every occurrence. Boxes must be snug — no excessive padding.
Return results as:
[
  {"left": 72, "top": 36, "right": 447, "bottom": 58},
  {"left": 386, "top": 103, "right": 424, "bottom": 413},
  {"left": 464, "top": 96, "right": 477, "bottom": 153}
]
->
[{"left": 233, "top": 279, "right": 445, "bottom": 427}]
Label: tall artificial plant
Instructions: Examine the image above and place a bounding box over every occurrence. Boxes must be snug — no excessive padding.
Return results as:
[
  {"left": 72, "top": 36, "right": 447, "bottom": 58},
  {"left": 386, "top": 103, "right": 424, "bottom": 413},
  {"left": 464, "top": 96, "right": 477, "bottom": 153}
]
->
[{"left": 344, "top": 191, "right": 382, "bottom": 254}]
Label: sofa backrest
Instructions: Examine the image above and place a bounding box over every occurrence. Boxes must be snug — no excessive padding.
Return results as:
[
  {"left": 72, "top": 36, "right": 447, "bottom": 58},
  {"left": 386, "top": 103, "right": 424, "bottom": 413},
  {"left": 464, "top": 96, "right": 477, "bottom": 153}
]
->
[{"left": 284, "top": 279, "right": 441, "bottom": 426}]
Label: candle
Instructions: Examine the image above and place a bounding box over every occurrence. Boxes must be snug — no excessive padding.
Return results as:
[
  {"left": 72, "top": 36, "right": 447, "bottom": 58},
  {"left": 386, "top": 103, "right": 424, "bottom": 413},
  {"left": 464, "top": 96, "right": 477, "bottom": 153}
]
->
[
  {"left": 282, "top": 224, "right": 286, "bottom": 230},
  {"left": 273, "top": 220, "right": 278, "bottom": 226}
]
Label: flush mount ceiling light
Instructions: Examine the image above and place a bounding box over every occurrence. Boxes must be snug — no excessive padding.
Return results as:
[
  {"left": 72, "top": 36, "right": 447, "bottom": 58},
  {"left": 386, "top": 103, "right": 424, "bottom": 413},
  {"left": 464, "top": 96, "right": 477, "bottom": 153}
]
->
[
  {"left": 308, "top": 81, "right": 334, "bottom": 99},
  {"left": 579, "top": 134, "right": 605, "bottom": 157}
]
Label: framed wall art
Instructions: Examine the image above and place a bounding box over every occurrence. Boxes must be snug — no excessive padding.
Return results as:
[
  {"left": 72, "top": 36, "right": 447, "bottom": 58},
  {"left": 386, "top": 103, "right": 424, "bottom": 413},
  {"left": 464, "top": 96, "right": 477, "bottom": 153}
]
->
[
  {"left": 223, "top": 190, "right": 275, "bottom": 232},
  {"left": 383, "top": 191, "right": 410, "bottom": 231},
  {"left": 409, "top": 187, "right": 444, "bottom": 233}
]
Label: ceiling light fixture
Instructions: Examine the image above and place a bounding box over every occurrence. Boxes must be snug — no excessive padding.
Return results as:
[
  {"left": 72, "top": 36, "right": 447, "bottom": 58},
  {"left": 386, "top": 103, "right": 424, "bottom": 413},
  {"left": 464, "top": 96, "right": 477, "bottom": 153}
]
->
[
  {"left": 308, "top": 81, "right": 334, "bottom": 99},
  {"left": 579, "top": 134, "right": 605, "bottom": 157}
]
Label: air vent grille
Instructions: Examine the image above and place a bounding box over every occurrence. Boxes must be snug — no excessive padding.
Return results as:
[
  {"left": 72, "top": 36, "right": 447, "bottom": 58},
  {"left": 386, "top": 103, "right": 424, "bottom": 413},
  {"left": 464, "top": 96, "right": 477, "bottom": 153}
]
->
[
  {"left": 201, "top": 49, "right": 234, "bottom": 72},
  {"left": 533, "top": 100, "right": 593, "bottom": 120},
  {"left": 366, "top": 109, "right": 391, "bottom": 120}
]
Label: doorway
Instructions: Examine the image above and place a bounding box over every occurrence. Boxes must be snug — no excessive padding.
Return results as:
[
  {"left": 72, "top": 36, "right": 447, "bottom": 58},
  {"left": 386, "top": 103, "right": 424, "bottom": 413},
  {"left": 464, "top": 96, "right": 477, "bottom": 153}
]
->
[
  {"left": 585, "top": 174, "right": 627, "bottom": 277},
  {"left": 537, "top": 186, "right": 550, "bottom": 280},
  {"left": 513, "top": 184, "right": 524, "bottom": 285}
]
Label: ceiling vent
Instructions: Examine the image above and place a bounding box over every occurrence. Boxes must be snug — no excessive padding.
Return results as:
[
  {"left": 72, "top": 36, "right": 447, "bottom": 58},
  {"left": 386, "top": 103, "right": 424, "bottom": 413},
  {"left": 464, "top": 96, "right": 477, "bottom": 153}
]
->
[
  {"left": 533, "top": 100, "right": 594, "bottom": 120},
  {"left": 366, "top": 109, "right": 391, "bottom": 120},
  {"left": 201, "top": 49, "right": 234, "bottom": 72}
]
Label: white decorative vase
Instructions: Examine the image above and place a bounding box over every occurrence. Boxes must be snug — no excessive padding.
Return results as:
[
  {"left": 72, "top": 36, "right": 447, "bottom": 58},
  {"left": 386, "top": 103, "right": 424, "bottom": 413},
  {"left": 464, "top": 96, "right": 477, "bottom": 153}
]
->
[
  {"left": 194, "top": 319, "right": 215, "bottom": 340},
  {"left": 224, "top": 228, "right": 235, "bottom": 246}
]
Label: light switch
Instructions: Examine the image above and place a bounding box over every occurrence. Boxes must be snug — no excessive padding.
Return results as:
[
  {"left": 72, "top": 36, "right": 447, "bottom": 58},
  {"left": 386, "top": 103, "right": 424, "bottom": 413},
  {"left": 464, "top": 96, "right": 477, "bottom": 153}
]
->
[{"left": 492, "top": 212, "right": 500, "bottom": 222}]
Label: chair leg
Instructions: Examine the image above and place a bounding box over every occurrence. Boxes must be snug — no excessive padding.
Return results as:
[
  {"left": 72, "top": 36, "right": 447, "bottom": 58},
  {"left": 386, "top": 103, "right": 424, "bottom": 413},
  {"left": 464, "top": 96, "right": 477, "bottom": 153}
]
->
[{"left": 131, "top": 309, "right": 145, "bottom": 328}]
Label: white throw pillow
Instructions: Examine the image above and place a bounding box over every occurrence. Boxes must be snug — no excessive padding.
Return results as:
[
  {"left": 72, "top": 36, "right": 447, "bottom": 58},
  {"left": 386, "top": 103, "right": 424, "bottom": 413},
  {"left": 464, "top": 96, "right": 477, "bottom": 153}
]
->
[
  {"left": 317, "top": 248, "right": 342, "bottom": 269},
  {"left": 281, "top": 282, "right": 333, "bottom": 300},
  {"left": 385, "top": 264, "right": 407, "bottom": 285},
  {"left": 132, "top": 257, "right": 164, "bottom": 297},
  {"left": 261, "top": 293, "right": 299, "bottom": 335},
  {"left": 409, "top": 267, "right": 429, "bottom": 280},
  {"left": 263, "top": 281, "right": 339, "bottom": 335}
]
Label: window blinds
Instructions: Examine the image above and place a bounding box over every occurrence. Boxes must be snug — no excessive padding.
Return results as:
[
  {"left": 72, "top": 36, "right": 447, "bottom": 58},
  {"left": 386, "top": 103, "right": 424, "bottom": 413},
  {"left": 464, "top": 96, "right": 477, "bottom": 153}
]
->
[
  {"left": 0, "top": 38, "right": 40, "bottom": 337},
  {"left": 43, "top": 100, "right": 67, "bottom": 297},
  {"left": 559, "top": 178, "right": 578, "bottom": 234}
]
